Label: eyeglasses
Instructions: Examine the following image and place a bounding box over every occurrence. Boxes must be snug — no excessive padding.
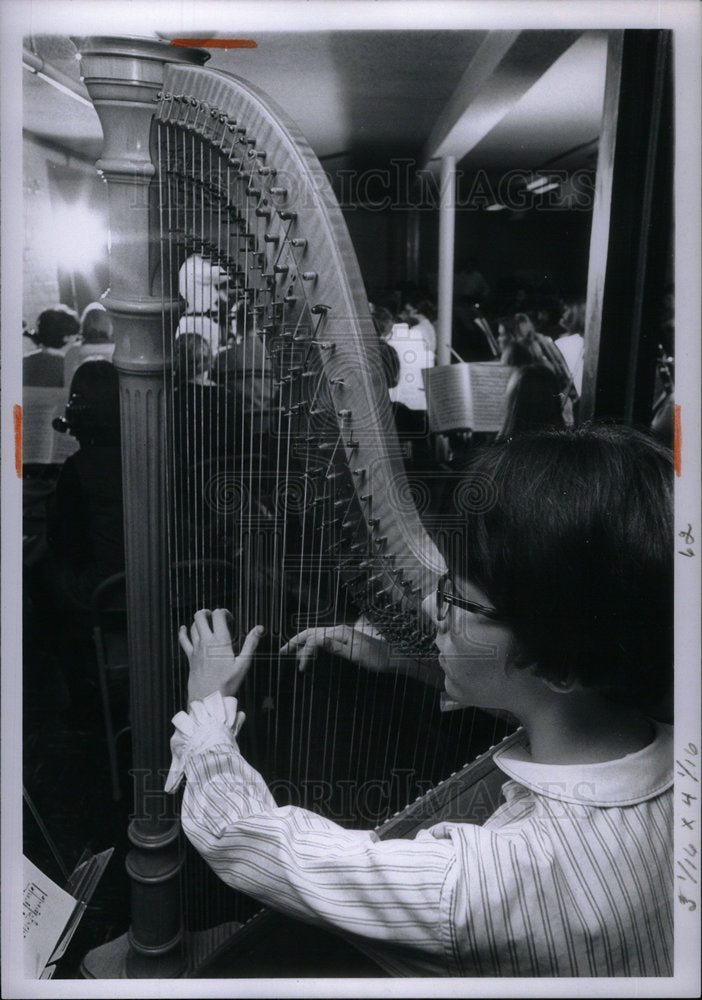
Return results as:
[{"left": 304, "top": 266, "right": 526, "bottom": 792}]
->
[{"left": 435, "top": 572, "right": 505, "bottom": 622}]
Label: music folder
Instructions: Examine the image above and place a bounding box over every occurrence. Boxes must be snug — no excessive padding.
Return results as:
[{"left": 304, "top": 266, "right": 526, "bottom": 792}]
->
[
  {"left": 423, "top": 362, "right": 515, "bottom": 433},
  {"left": 23, "top": 849, "right": 113, "bottom": 978}
]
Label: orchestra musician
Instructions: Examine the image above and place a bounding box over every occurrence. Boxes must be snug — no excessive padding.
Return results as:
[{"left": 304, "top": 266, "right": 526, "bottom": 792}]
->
[{"left": 165, "top": 423, "right": 673, "bottom": 977}]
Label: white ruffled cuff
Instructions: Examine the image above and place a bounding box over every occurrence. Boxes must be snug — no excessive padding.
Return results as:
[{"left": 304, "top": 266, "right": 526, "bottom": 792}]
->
[{"left": 165, "top": 691, "right": 245, "bottom": 793}]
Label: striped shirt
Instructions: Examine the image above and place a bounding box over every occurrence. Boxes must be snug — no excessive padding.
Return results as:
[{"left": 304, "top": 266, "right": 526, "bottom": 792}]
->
[{"left": 166, "top": 693, "right": 673, "bottom": 977}]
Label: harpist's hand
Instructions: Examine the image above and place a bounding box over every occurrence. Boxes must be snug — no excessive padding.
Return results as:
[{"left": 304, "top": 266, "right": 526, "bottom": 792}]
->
[
  {"left": 280, "top": 624, "right": 391, "bottom": 675},
  {"left": 179, "top": 609, "right": 264, "bottom": 707}
]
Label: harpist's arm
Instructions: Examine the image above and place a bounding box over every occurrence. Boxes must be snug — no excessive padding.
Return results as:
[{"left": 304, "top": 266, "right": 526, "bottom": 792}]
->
[{"left": 165, "top": 691, "right": 454, "bottom": 958}]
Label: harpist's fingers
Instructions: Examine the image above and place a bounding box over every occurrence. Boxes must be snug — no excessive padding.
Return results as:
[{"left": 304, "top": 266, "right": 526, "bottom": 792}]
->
[
  {"left": 211, "top": 608, "right": 233, "bottom": 643},
  {"left": 297, "top": 638, "right": 319, "bottom": 673},
  {"left": 280, "top": 627, "right": 349, "bottom": 658},
  {"left": 296, "top": 628, "right": 351, "bottom": 672},
  {"left": 279, "top": 630, "right": 310, "bottom": 655},
  {"left": 192, "top": 608, "right": 213, "bottom": 642},
  {"left": 178, "top": 625, "right": 193, "bottom": 658},
  {"left": 237, "top": 625, "right": 265, "bottom": 667}
]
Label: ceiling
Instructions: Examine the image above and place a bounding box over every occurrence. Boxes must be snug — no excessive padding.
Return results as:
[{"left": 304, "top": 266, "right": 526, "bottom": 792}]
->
[{"left": 22, "top": 29, "right": 608, "bottom": 179}]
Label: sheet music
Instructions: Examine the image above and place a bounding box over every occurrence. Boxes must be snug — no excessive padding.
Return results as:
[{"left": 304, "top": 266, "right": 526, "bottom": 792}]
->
[
  {"left": 424, "top": 363, "right": 514, "bottom": 433},
  {"left": 23, "top": 856, "right": 77, "bottom": 978},
  {"left": 467, "top": 362, "right": 515, "bottom": 432},
  {"left": 21, "top": 387, "right": 79, "bottom": 464}
]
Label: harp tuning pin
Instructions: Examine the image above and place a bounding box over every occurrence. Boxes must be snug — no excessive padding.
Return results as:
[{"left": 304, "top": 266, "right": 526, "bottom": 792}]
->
[
  {"left": 341, "top": 520, "right": 357, "bottom": 531},
  {"left": 352, "top": 468, "right": 366, "bottom": 478},
  {"left": 302, "top": 271, "right": 317, "bottom": 282},
  {"left": 279, "top": 210, "right": 297, "bottom": 221},
  {"left": 368, "top": 518, "right": 380, "bottom": 528},
  {"left": 255, "top": 206, "right": 271, "bottom": 218},
  {"left": 291, "top": 238, "right": 307, "bottom": 249},
  {"left": 284, "top": 296, "right": 297, "bottom": 306},
  {"left": 337, "top": 409, "right": 351, "bottom": 419},
  {"left": 264, "top": 233, "right": 279, "bottom": 244},
  {"left": 270, "top": 187, "right": 287, "bottom": 198},
  {"left": 360, "top": 494, "right": 371, "bottom": 502},
  {"left": 330, "top": 378, "right": 345, "bottom": 386},
  {"left": 311, "top": 304, "right": 330, "bottom": 315},
  {"left": 347, "top": 439, "right": 359, "bottom": 450},
  {"left": 274, "top": 264, "right": 289, "bottom": 275},
  {"left": 246, "top": 186, "right": 260, "bottom": 197}
]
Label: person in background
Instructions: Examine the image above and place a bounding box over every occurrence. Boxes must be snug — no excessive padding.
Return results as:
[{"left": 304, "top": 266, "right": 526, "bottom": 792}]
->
[
  {"left": 23, "top": 305, "right": 80, "bottom": 387},
  {"left": 47, "top": 360, "right": 124, "bottom": 610},
  {"left": 554, "top": 298, "right": 586, "bottom": 398},
  {"left": 176, "top": 253, "right": 230, "bottom": 356},
  {"left": 212, "top": 299, "right": 275, "bottom": 440},
  {"left": 80, "top": 302, "right": 114, "bottom": 344},
  {"left": 64, "top": 301, "right": 116, "bottom": 386},
  {"left": 23, "top": 319, "right": 39, "bottom": 356},
  {"left": 497, "top": 363, "right": 566, "bottom": 441},
  {"left": 370, "top": 301, "right": 401, "bottom": 390},
  {"left": 398, "top": 291, "right": 437, "bottom": 354}
]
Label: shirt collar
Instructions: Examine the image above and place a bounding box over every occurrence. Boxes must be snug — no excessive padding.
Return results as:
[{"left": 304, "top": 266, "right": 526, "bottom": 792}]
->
[{"left": 493, "top": 721, "right": 673, "bottom": 807}]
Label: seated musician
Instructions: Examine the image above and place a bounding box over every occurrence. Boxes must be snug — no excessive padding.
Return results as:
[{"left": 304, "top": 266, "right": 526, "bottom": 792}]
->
[{"left": 166, "top": 424, "right": 673, "bottom": 977}]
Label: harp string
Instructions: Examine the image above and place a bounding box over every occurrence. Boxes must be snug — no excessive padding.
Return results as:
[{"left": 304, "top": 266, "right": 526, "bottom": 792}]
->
[{"left": 155, "top": 88, "right": 513, "bottom": 937}]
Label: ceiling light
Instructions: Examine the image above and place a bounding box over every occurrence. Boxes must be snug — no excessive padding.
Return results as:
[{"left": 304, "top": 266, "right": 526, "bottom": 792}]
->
[{"left": 525, "top": 176, "right": 552, "bottom": 192}]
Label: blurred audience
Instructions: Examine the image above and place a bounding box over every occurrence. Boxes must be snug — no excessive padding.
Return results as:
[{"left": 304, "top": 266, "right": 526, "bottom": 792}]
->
[
  {"left": 64, "top": 302, "right": 116, "bottom": 386},
  {"left": 23, "top": 306, "right": 80, "bottom": 387},
  {"left": 554, "top": 298, "right": 586, "bottom": 397},
  {"left": 47, "top": 360, "right": 124, "bottom": 611}
]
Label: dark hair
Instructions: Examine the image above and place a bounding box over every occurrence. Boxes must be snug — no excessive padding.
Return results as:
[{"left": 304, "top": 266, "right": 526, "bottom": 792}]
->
[
  {"left": 447, "top": 425, "right": 673, "bottom": 708},
  {"left": 501, "top": 341, "right": 538, "bottom": 367},
  {"left": 175, "top": 333, "right": 210, "bottom": 378},
  {"left": 499, "top": 365, "right": 565, "bottom": 439},
  {"left": 65, "top": 360, "right": 120, "bottom": 445},
  {"left": 80, "top": 304, "right": 113, "bottom": 344},
  {"left": 36, "top": 306, "right": 79, "bottom": 348}
]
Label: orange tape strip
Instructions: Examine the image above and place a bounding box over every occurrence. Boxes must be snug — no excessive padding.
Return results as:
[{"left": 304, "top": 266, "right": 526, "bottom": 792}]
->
[
  {"left": 14, "top": 404, "right": 22, "bottom": 478},
  {"left": 170, "top": 39, "right": 257, "bottom": 49},
  {"left": 673, "top": 404, "right": 681, "bottom": 477}
]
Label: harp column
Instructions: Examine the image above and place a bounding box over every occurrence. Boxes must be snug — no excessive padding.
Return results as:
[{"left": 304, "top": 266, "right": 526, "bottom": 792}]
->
[{"left": 74, "top": 37, "right": 207, "bottom": 978}]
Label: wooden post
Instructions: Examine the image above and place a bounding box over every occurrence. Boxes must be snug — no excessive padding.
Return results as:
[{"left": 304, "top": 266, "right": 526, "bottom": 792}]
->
[
  {"left": 580, "top": 30, "right": 673, "bottom": 423},
  {"left": 437, "top": 155, "right": 456, "bottom": 368}
]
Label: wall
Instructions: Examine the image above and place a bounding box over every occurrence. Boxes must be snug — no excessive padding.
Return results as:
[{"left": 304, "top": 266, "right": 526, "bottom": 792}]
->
[{"left": 23, "top": 135, "right": 107, "bottom": 331}]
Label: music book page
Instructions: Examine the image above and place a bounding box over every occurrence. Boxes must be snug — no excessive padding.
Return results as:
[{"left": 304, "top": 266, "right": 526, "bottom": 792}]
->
[
  {"left": 21, "top": 388, "right": 79, "bottom": 464},
  {"left": 23, "top": 857, "right": 77, "bottom": 978},
  {"left": 423, "top": 362, "right": 514, "bottom": 432}
]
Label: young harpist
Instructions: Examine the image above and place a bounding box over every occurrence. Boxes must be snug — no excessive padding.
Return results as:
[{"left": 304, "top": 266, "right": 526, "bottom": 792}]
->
[{"left": 165, "top": 425, "right": 673, "bottom": 977}]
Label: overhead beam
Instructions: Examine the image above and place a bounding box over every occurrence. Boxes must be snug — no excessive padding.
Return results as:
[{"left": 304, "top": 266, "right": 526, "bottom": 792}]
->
[{"left": 422, "top": 30, "right": 582, "bottom": 168}]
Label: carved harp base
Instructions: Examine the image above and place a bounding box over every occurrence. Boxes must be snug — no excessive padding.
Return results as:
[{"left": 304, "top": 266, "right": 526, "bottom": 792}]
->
[{"left": 80, "top": 922, "right": 241, "bottom": 979}]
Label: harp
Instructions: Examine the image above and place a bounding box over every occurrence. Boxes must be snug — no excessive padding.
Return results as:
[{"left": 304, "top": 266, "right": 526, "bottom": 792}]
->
[{"left": 74, "top": 37, "right": 515, "bottom": 979}]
